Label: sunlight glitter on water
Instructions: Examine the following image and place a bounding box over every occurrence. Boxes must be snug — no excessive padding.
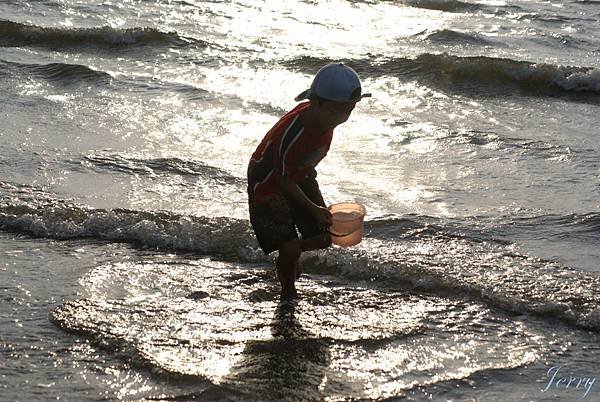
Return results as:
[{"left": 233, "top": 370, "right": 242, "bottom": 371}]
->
[
  {"left": 204, "top": 0, "right": 452, "bottom": 60},
  {"left": 47, "top": 258, "right": 564, "bottom": 400}
]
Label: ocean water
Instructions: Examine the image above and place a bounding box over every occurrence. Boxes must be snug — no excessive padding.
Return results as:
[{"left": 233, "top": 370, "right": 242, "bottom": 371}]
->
[{"left": 1, "top": 0, "right": 600, "bottom": 401}]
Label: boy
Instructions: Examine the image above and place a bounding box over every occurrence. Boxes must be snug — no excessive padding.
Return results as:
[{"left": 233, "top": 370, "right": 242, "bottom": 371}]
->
[{"left": 247, "top": 63, "right": 371, "bottom": 300}]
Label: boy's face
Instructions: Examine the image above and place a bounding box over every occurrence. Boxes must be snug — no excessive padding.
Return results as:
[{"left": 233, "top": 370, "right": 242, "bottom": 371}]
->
[{"left": 317, "top": 99, "right": 357, "bottom": 128}]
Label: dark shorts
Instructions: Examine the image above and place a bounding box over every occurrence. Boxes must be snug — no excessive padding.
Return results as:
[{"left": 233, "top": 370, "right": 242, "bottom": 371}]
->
[{"left": 248, "top": 171, "right": 327, "bottom": 255}]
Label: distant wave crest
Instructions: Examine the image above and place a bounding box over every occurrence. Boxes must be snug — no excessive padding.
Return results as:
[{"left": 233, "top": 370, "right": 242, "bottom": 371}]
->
[
  {"left": 1, "top": 59, "right": 215, "bottom": 92},
  {"left": 0, "top": 59, "right": 113, "bottom": 85},
  {"left": 72, "top": 153, "right": 242, "bottom": 185},
  {"left": 421, "top": 29, "right": 492, "bottom": 46},
  {"left": 402, "top": 53, "right": 600, "bottom": 94},
  {"left": 288, "top": 53, "right": 600, "bottom": 96},
  {"left": 403, "top": 0, "right": 483, "bottom": 12},
  {"left": 0, "top": 19, "right": 207, "bottom": 50}
]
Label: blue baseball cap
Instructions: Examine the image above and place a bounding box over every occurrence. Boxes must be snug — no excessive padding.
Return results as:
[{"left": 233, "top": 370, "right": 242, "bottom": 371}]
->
[{"left": 294, "top": 62, "right": 371, "bottom": 103}]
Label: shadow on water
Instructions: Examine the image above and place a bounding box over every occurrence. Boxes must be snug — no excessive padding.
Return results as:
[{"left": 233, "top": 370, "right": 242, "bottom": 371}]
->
[{"left": 194, "top": 301, "right": 332, "bottom": 401}]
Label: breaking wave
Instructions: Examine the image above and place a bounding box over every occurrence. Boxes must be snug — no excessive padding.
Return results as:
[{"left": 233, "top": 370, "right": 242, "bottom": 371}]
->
[
  {"left": 1, "top": 181, "right": 599, "bottom": 331},
  {"left": 0, "top": 181, "right": 257, "bottom": 259}
]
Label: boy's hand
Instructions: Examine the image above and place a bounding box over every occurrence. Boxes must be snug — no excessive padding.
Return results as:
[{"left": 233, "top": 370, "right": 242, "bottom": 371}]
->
[{"left": 310, "top": 205, "right": 332, "bottom": 229}]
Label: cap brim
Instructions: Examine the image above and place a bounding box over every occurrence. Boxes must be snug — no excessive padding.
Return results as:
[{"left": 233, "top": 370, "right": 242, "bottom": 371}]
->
[
  {"left": 354, "top": 92, "right": 372, "bottom": 102},
  {"left": 343, "top": 92, "right": 372, "bottom": 103},
  {"left": 294, "top": 89, "right": 311, "bottom": 102}
]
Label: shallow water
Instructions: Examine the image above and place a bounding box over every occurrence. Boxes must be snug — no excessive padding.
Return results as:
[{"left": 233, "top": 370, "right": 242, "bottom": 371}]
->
[{"left": 1, "top": 0, "right": 600, "bottom": 400}]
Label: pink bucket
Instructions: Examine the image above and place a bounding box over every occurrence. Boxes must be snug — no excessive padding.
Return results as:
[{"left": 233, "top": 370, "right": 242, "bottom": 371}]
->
[{"left": 328, "top": 202, "right": 367, "bottom": 247}]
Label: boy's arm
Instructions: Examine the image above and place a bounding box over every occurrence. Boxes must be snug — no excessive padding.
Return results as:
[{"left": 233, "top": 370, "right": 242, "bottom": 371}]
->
[{"left": 274, "top": 174, "right": 332, "bottom": 227}]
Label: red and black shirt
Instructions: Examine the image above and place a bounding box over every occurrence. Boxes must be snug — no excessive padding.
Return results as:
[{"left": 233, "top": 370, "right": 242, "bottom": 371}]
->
[{"left": 248, "top": 102, "right": 333, "bottom": 204}]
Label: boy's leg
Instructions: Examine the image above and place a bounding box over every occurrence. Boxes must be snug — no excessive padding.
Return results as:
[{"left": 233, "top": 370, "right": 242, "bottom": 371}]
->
[
  {"left": 277, "top": 232, "right": 330, "bottom": 299},
  {"left": 276, "top": 238, "right": 301, "bottom": 300},
  {"left": 248, "top": 192, "right": 301, "bottom": 299},
  {"left": 249, "top": 171, "right": 330, "bottom": 299}
]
